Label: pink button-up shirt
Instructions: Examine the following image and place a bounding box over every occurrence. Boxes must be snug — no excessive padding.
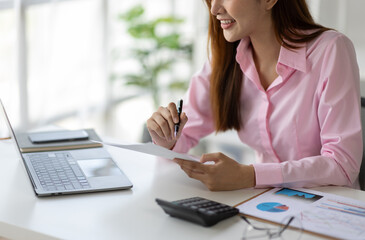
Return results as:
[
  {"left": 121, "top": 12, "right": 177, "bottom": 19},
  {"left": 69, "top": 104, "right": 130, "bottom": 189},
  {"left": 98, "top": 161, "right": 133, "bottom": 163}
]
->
[{"left": 173, "top": 30, "right": 362, "bottom": 189}]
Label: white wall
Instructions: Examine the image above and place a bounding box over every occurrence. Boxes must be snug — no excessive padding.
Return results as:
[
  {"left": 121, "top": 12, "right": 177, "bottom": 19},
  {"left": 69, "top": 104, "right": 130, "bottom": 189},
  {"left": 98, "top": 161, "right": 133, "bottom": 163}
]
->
[{"left": 308, "top": 0, "right": 365, "bottom": 79}]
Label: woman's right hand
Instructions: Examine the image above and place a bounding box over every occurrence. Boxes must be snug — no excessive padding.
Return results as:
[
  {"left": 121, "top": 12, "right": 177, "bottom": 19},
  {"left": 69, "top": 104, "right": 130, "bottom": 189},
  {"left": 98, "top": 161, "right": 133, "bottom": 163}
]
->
[{"left": 146, "top": 102, "right": 188, "bottom": 150}]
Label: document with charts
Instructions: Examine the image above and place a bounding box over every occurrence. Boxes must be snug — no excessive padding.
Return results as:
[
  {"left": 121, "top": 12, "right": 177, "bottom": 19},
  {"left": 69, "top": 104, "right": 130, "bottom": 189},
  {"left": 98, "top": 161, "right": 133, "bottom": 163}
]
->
[{"left": 236, "top": 187, "right": 365, "bottom": 239}]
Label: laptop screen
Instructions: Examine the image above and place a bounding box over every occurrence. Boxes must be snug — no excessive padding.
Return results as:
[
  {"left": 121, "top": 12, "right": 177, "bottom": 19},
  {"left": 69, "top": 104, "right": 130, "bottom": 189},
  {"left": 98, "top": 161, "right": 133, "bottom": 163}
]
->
[{"left": 0, "top": 99, "right": 24, "bottom": 160}]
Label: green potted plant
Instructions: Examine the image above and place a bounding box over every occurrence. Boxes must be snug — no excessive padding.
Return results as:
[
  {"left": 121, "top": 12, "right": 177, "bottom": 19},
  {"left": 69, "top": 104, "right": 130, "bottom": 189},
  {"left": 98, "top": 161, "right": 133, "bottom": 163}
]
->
[{"left": 113, "top": 5, "right": 193, "bottom": 109}]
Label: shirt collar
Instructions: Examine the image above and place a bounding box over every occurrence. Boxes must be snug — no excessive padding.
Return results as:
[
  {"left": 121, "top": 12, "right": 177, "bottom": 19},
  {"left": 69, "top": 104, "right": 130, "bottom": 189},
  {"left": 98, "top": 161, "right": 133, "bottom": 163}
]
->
[
  {"left": 236, "top": 37, "right": 308, "bottom": 74},
  {"left": 236, "top": 38, "right": 261, "bottom": 88},
  {"left": 277, "top": 42, "right": 307, "bottom": 73}
]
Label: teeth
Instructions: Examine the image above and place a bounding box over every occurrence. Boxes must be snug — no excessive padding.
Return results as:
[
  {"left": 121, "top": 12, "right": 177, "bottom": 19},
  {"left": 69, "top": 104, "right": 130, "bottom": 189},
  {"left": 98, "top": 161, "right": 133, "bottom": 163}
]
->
[{"left": 221, "top": 19, "right": 235, "bottom": 24}]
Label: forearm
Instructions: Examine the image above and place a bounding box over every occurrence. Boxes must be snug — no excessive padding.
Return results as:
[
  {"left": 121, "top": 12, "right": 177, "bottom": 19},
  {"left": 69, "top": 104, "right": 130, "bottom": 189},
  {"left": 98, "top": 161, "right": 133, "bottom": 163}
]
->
[{"left": 253, "top": 155, "right": 361, "bottom": 188}]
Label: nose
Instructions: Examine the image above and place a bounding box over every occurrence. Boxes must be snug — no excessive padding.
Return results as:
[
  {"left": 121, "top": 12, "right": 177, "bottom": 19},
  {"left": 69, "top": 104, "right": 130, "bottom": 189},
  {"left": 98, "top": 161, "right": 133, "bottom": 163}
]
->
[{"left": 210, "top": 0, "right": 224, "bottom": 16}]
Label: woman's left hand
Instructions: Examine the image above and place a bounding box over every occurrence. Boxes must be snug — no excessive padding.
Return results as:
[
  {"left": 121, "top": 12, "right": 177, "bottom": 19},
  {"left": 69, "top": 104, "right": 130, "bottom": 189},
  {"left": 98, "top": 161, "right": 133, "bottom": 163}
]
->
[{"left": 174, "top": 152, "right": 256, "bottom": 191}]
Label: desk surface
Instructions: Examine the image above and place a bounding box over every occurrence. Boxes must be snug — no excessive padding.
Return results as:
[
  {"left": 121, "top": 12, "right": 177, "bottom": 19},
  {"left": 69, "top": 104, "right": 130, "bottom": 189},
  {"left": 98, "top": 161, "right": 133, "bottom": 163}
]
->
[{"left": 0, "top": 139, "right": 364, "bottom": 240}]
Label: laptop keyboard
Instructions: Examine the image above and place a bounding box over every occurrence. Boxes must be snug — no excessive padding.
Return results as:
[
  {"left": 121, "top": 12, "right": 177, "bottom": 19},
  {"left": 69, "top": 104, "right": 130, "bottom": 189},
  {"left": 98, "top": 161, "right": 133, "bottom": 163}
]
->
[{"left": 29, "top": 152, "right": 91, "bottom": 191}]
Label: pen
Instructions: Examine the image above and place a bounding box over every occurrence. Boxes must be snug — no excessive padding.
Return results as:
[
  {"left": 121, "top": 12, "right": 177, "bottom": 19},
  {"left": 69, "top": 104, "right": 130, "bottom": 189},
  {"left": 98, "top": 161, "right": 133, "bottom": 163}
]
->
[{"left": 174, "top": 99, "right": 183, "bottom": 137}]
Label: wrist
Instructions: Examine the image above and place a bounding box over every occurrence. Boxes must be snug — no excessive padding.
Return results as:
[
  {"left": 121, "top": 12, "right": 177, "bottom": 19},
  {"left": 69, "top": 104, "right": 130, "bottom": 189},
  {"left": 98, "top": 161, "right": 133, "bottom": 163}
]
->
[
  {"left": 240, "top": 164, "right": 256, "bottom": 188},
  {"left": 248, "top": 164, "right": 256, "bottom": 187},
  {"left": 152, "top": 139, "right": 176, "bottom": 150}
]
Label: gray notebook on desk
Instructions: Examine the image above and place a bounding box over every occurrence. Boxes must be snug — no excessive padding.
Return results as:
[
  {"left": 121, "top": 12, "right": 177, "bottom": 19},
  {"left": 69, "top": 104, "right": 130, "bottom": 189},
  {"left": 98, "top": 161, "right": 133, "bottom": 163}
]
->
[
  {"left": 0, "top": 100, "right": 132, "bottom": 196},
  {"left": 15, "top": 128, "right": 103, "bottom": 153}
]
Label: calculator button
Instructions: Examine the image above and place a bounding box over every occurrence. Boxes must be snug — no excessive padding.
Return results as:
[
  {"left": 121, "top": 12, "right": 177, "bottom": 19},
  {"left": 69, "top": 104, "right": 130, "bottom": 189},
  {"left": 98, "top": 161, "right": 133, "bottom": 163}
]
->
[
  {"left": 206, "top": 210, "right": 216, "bottom": 215},
  {"left": 198, "top": 208, "right": 208, "bottom": 213}
]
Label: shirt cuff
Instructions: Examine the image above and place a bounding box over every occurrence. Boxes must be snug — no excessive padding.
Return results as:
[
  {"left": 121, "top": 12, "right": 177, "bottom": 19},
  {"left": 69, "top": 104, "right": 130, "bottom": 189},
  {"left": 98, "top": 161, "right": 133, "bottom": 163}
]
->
[{"left": 253, "top": 163, "right": 283, "bottom": 187}]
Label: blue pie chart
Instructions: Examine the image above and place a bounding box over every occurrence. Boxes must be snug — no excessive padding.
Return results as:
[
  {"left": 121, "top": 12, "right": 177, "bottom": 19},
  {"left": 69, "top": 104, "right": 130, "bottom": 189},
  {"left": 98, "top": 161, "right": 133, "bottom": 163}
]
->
[{"left": 256, "top": 202, "right": 289, "bottom": 212}]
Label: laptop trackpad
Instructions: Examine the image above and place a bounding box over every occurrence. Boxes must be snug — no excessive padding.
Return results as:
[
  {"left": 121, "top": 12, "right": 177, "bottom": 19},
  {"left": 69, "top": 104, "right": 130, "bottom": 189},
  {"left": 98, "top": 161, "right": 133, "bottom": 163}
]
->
[{"left": 77, "top": 158, "right": 122, "bottom": 177}]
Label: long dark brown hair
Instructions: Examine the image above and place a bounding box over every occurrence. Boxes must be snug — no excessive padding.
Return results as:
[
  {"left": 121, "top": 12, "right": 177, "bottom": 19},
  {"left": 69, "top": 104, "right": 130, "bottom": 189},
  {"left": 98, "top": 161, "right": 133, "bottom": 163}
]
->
[{"left": 205, "top": 0, "right": 331, "bottom": 132}]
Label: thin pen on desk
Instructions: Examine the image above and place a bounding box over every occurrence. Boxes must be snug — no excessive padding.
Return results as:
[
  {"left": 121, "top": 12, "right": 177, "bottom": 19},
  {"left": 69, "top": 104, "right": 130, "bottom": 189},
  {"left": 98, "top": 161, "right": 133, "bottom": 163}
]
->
[{"left": 174, "top": 99, "right": 183, "bottom": 137}]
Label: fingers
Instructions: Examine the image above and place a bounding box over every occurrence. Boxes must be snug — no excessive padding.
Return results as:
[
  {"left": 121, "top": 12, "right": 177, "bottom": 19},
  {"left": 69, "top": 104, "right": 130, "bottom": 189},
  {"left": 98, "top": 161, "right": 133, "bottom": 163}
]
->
[
  {"left": 180, "top": 167, "right": 206, "bottom": 181},
  {"left": 147, "top": 117, "right": 162, "bottom": 138},
  {"left": 147, "top": 105, "right": 175, "bottom": 140},
  {"left": 174, "top": 159, "right": 209, "bottom": 180},
  {"left": 180, "top": 112, "right": 188, "bottom": 126},
  {"left": 175, "top": 112, "right": 188, "bottom": 138},
  {"left": 167, "top": 102, "right": 179, "bottom": 124},
  {"left": 158, "top": 106, "right": 176, "bottom": 139},
  {"left": 175, "top": 153, "right": 250, "bottom": 191},
  {"left": 200, "top": 152, "right": 227, "bottom": 164},
  {"left": 147, "top": 101, "right": 189, "bottom": 141}
]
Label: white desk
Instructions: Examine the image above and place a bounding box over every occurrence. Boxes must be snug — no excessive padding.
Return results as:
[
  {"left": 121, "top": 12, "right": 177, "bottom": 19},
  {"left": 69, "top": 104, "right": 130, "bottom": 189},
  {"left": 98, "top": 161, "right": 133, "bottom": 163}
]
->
[{"left": 0, "top": 139, "right": 364, "bottom": 240}]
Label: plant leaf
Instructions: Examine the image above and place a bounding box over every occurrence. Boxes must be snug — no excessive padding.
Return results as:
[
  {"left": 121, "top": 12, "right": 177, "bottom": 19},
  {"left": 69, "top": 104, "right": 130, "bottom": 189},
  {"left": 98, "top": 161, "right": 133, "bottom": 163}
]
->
[
  {"left": 168, "top": 80, "right": 189, "bottom": 90},
  {"left": 156, "top": 34, "right": 180, "bottom": 49},
  {"left": 119, "top": 5, "right": 144, "bottom": 22},
  {"left": 153, "top": 16, "right": 184, "bottom": 25},
  {"left": 128, "top": 23, "right": 156, "bottom": 39}
]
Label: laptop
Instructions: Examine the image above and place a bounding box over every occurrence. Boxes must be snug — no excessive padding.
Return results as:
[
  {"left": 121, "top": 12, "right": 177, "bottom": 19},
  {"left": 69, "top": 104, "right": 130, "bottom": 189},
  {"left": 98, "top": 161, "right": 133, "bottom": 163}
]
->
[{"left": 0, "top": 100, "right": 132, "bottom": 196}]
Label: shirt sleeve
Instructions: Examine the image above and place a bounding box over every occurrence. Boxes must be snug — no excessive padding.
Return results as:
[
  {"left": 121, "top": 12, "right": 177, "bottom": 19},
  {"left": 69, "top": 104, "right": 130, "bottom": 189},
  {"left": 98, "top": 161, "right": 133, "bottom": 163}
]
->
[
  {"left": 253, "top": 34, "right": 363, "bottom": 188},
  {"left": 172, "top": 61, "right": 216, "bottom": 153}
]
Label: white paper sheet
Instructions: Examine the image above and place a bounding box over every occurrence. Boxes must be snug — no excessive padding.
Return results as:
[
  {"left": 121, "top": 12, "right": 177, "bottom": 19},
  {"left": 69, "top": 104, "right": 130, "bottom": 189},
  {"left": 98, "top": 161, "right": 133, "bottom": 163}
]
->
[
  {"left": 96, "top": 140, "right": 200, "bottom": 162},
  {"left": 236, "top": 187, "right": 365, "bottom": 240}
]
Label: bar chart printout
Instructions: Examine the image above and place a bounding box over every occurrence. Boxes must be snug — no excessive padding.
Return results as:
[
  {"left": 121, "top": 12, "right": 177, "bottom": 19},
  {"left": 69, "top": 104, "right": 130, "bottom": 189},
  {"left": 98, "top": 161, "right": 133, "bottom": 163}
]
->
[{"left": 300, "top": 198, "right": 365, "bottom": 239}]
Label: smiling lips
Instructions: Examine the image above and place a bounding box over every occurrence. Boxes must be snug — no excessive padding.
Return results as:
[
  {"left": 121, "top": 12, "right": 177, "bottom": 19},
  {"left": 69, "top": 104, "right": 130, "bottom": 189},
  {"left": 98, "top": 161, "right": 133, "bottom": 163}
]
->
[{"left": 219, "top": 19, "right": 236, "bottom": 29}]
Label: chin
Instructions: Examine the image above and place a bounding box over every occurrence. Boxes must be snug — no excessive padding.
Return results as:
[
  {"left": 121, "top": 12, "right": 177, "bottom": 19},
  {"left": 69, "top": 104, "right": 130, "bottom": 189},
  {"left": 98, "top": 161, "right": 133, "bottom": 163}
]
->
[
  {"left": 224, "top": 38, "right": 237, "bottom": 43},
  {"left": 223, "top": 33, "right": 241, "bottom": 43}
]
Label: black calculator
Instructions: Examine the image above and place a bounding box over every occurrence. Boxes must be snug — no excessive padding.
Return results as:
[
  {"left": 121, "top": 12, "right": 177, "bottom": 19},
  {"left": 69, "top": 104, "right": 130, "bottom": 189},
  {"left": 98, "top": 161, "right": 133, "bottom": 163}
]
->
[{"left": 156, "top": 197, "right": 239, "bottom": 227}]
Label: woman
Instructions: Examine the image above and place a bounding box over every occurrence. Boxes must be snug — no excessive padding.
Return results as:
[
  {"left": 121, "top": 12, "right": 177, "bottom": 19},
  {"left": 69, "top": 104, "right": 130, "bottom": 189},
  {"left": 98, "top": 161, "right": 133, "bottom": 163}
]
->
[{"left": 146, "top": 0, "right": 362, "bottom": 191}]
